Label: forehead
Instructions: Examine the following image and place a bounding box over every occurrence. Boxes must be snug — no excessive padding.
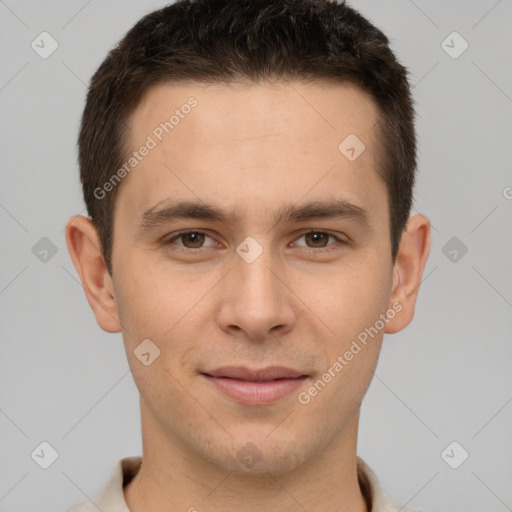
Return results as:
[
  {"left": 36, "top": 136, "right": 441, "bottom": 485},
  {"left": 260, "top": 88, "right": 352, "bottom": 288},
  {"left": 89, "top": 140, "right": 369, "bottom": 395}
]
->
[
  {"left": 116, "top": 80, "right": 387, "bottom": 230},
  {"left": 130, "top": 79, "right": 379, "bottom": 146}
]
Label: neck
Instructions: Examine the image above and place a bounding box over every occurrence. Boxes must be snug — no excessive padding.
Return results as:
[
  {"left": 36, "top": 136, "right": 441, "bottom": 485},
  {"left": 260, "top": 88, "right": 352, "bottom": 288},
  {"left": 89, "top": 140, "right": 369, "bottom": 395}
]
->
[{"left": 124, "top": 403, "right": 369, "bottom": 512}]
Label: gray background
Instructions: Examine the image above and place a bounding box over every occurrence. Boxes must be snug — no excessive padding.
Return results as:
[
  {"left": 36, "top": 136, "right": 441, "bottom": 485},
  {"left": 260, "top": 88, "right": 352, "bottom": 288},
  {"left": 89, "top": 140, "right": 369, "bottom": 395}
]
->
[{"left": 0, "top": 0, "right": 511, "bottom": 510}]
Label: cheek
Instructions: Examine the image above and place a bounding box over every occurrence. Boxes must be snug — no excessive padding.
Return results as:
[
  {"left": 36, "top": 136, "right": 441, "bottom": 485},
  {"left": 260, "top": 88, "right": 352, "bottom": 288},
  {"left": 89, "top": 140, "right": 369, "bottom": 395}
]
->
[
  {"left": 303, "top": 258, "right": 391, "bottom": 343},
  {"left": 114, "top": 258, "right": 180, "bottom": 342},
  {"left": 310, "top": 258, "right": 391, "bottom": 401},
  {"left": 114, "top": 256, "right": 217, "bottom": 374},
  {"left": 300, "top": 273, "right": 386, "bottom": 416}
]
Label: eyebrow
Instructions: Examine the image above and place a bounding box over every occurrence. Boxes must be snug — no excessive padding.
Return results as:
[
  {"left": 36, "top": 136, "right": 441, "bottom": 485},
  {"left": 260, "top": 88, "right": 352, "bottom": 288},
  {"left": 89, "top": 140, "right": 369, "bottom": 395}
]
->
[{"left": 135, "top": 198, "right": 371, "bottom": 233}]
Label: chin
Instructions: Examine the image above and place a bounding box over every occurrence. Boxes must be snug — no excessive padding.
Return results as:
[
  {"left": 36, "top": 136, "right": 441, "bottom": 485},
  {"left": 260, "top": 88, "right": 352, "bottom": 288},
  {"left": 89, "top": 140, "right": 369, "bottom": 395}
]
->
[{"left": 209, "top": 435, "right": 307, "bottom": 475}]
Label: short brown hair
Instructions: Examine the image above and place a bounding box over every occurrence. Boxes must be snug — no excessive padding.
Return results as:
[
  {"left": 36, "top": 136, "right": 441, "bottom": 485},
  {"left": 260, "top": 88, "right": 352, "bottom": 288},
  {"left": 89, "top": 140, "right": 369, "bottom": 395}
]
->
[{"left": 78, "top": 0, "right": 417, "bottom": 275}]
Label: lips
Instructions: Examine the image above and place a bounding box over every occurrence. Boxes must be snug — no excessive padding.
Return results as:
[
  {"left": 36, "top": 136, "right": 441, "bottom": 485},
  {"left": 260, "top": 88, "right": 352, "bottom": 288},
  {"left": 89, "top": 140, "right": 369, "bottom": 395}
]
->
[
  {"left": 202, "top": 365, "right": 306, "bottom": 381},
  {"left": 201, "top": 366, "right": 308, "bottom": 404}
]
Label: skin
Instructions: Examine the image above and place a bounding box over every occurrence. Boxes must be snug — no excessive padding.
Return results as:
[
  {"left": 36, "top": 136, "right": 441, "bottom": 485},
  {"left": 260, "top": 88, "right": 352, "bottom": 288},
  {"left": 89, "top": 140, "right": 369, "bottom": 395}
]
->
[{"left": 66, "top": 80, "right": 430, "bottom": 512}]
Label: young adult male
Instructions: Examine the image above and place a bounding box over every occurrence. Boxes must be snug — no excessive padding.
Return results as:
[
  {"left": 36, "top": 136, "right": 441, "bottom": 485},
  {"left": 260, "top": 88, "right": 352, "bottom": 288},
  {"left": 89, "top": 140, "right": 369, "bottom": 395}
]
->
[{"left": 65, "top": 0, "right": 431, "bottom": 511}]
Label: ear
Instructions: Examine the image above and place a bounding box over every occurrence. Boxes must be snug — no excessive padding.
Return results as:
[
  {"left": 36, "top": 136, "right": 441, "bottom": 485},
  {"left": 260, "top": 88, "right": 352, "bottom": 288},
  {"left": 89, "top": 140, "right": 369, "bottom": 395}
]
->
[
  {"left": 385, "top": 214, "right": 431, "bottom": 334},
  {"left": 65, "top": 215, "right": 122, "bottom": 333}
]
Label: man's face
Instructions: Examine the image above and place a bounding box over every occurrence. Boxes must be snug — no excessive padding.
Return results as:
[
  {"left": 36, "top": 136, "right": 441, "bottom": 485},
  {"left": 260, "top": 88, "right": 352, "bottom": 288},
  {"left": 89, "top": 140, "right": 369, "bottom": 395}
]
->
[{"left": 109, "top": 81, "right": 396, "bottom": 474}]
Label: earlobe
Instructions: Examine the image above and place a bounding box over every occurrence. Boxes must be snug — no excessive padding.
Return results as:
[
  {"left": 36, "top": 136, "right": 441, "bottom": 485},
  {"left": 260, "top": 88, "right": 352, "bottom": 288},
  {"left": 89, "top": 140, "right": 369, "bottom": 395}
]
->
[
  {"left": 65, "top": 215, "right": 122, "bottom": 333},
  {"left": 385, "top": 214, "right": 431, "bottom": 335}
]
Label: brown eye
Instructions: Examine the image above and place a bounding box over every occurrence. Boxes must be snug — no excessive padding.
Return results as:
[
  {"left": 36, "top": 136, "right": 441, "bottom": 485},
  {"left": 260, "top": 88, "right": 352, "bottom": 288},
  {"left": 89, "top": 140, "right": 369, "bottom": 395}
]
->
[
  {"left": 165, "top": 230, "right": 216, "bottom": 250},
  {"left": 180, "top": 232, "right": 205, "bottom": 248},
  {"left": 304, "top": 231, "right": 330, "bottom": 248},
  {"left": 292, "top": 230, "right": 346, "bottom": 253}
]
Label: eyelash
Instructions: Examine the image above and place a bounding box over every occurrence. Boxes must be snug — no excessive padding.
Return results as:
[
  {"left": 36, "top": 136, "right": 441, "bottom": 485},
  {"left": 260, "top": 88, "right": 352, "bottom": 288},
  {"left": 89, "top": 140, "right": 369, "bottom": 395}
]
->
[{"left": 164, "top": 229, "right": 347, "bottom": 254}]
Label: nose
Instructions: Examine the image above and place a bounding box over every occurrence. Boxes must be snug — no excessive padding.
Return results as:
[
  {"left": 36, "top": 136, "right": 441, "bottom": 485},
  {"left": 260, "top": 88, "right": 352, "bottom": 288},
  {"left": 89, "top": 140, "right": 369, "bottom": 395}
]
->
[{"left": 215, "top": 242, "right": 297, "bottom": 341}]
